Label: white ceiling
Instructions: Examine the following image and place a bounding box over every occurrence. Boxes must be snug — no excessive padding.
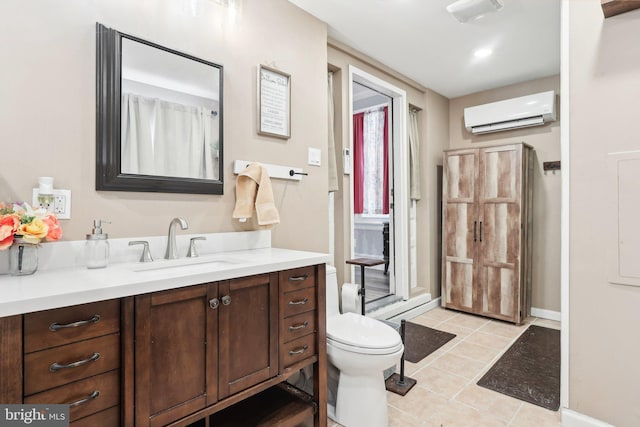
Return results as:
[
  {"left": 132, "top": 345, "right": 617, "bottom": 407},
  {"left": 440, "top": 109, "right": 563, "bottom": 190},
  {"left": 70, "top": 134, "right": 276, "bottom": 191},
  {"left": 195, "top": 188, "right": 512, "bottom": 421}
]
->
[{"left": 288, "top": 0, "right": 561, "bottom": 99}]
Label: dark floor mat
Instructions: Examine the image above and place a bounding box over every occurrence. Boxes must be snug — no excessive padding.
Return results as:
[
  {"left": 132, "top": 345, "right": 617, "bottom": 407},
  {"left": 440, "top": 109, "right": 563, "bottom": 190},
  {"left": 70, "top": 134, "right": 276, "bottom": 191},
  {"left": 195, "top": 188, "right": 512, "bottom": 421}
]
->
[
  {"left": 477, "top": 325, "right": 560, "bottom": 411},
  {"left": 403, "top": 322, "right": 456, "bottom": 363}
]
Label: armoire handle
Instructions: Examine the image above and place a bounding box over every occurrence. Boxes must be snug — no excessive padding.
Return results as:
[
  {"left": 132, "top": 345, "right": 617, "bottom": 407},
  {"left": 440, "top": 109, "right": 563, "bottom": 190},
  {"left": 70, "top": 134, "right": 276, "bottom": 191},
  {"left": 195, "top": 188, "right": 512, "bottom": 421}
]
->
[
  {"left": 479, "top": 221, "right": 483, "bottom": 242},
  {"left": 474, "top": 221, "right": 477, "bottom": 242}
]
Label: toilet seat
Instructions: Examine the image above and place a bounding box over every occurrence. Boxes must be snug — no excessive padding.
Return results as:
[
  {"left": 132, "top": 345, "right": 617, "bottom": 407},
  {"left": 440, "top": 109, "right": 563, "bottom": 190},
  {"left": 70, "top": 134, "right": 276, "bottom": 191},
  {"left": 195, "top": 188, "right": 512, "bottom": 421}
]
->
[{"left": 327, "top": 312, "right": 403, "bottom": 355}]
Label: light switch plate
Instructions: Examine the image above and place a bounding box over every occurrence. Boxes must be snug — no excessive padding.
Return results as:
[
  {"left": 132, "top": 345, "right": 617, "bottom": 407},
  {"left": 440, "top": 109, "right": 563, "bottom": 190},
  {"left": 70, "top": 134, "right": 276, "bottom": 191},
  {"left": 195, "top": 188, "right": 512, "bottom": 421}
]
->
[{"left": 308, "top": 147, "right": 321, "bottom": 166}]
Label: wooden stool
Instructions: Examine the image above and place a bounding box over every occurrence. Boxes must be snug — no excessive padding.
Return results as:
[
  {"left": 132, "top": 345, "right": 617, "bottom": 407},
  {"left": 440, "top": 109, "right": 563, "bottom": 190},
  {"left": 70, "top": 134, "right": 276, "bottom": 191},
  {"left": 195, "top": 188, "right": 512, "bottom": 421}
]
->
[{"left": 345, "top": 258, "right": 385, "bottom": 315}]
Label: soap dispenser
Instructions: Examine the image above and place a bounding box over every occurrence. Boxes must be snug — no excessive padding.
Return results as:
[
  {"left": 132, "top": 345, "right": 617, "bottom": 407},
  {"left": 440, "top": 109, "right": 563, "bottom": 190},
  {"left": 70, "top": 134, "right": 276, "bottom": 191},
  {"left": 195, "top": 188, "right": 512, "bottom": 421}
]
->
[{"left": 86, "top": 219, "right": 110, "bottom": 269}]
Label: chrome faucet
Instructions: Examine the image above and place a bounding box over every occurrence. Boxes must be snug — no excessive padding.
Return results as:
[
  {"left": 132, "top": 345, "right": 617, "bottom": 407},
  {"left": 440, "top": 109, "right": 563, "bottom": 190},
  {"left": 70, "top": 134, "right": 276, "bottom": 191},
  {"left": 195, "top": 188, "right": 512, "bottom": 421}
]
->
[{"left": 164, "top": 217, "right": 189, "bottom": 259}]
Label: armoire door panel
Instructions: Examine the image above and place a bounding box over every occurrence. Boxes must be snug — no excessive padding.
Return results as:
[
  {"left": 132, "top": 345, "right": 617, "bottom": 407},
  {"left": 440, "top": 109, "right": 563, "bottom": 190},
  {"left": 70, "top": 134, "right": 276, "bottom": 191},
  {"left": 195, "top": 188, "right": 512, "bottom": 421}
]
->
[
  {"left": 480, "top": 266, "right": 515, "bottom": 320},
  {"left": 443, "top": 203, "right": 476, "bottom": 259},
  {"left": 444, "top": 258, "right": 474, "bottom": 310},
  {"left": 480, "top": 203, "right": 521, "bottom": 265},
  {"left": 445, "top": 152, "right": 477, "bottom": 202},
  {"left": 480, "top": 146, "right": 522, "bottom": 203}
]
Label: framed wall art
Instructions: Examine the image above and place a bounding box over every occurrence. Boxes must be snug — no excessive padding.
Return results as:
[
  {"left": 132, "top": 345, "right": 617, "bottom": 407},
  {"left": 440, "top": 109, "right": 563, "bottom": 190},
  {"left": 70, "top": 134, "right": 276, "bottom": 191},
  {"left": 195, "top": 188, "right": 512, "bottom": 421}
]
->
[{"left": 257, "top": 64, "right": 291, "bottom": 139}]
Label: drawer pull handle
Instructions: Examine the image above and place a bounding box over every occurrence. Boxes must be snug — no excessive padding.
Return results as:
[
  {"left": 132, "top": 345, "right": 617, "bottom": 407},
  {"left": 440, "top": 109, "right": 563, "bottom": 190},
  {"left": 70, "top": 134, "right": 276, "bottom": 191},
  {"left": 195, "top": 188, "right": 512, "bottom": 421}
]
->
[
  {"left": 50, "top": 352, "right": 101, "bottom": 372},
  {"left": 221, "top": 295, "right": 232, "bottom": 306},
  {"left": 49, "top": 314, "right": 101, "bottom": 332},
  {"left": 289, "top": 274, "right": 309, "bottom": 282},
  {"left": 288, "top": 345, "right": 309, "bottom": 356},
  {"left": 289, "top": 321, "right": 309, "bottom": 331},
  {"left": 288, "top": 298, "right": 309, "bottom": 306},
  {"left": 68, "top": 390, "right": 100, "bottom": 408}
]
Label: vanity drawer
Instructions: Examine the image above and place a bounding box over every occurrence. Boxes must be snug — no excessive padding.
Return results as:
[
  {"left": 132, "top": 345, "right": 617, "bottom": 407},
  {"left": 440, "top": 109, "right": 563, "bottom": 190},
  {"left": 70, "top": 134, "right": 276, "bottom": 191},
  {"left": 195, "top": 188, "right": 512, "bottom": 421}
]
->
[
  {"left": 281, "top": 334, "right": 316, "bottom": 368},
  {"left": 280, "top": 266, "right": 316, "bottom": 293},
  {"left": 24, "top": 299, "right": 120, "bottom": 353},
  {"left": 280, "top": 310, "right": 316, "bottom": 344},
  {"left": 24, "top": 333, "right": 120, "bottom": 395},
  {"left": 71, "top": 406, "right": 120, "bottom": 427},
  {"left": 282, "top": 287, "right": 316, "bottom": 318},
  {"left": 24, "top": 370, "right": 119, "bottom": 422}
]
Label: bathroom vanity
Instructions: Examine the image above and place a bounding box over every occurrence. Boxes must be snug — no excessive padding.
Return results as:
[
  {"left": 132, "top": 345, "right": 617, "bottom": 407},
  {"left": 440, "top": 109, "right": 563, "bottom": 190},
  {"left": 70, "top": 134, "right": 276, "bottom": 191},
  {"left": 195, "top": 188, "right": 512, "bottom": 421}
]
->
[{"left": 0, "top": 232, "right": 328, "bottom": 426}]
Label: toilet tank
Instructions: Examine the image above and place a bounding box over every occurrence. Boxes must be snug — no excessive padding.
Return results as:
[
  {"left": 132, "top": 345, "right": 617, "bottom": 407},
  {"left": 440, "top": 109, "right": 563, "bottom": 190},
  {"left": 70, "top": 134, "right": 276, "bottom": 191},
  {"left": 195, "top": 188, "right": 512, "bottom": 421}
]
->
[{"left": 325, "top": 265, "right": 340, "bottom": 318}]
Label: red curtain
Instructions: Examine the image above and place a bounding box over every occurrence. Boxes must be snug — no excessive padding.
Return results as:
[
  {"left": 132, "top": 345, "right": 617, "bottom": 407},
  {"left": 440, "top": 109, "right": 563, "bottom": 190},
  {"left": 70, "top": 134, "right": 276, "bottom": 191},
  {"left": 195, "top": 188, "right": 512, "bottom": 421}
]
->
[
  {"left": 353, "top": 112, "right": 365, "bottom": 214},
  {"left": 353, "top": 108, "right": 390, "bottom": 215}
]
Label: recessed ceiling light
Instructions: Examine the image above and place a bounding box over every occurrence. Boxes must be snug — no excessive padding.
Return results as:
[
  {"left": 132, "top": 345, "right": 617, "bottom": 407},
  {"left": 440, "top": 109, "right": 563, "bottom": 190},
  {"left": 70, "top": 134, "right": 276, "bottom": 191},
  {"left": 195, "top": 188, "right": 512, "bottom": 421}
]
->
[{"left": 474, "top": 48, "right": 493, "bottom": 58}]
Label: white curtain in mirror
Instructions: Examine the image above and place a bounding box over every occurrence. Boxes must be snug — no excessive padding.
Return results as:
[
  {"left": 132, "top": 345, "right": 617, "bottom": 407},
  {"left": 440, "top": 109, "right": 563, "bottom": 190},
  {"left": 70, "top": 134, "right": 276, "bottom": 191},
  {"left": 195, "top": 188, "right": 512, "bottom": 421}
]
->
[{"left": 121, "top": 93, "right": 219, "bottom": 179}]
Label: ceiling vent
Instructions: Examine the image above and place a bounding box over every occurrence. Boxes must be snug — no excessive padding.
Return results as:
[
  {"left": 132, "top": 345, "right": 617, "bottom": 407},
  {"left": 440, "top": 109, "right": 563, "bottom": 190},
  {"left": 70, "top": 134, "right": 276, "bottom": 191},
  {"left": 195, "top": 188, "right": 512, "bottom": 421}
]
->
[{"left": 463, "top": 91, "right": 557, "bottom": 134}]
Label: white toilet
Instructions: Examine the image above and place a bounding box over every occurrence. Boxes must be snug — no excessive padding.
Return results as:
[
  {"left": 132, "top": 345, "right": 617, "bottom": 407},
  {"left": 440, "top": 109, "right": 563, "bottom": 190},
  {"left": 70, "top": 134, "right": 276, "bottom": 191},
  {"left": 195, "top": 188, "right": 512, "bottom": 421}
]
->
[{"left": 326, "top": 266, "right": 404, "bottom": 427}]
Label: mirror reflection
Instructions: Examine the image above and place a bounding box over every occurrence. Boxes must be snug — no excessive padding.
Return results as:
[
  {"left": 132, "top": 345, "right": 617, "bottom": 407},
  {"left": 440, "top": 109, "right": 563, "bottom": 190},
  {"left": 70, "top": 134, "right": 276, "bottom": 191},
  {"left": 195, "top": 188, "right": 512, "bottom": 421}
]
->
[
  {"left": 95, "top": 23, "right": 224, "bottom": 195},
  {"left": 121, "top": 38, "right": 220, "bottom": 180}
]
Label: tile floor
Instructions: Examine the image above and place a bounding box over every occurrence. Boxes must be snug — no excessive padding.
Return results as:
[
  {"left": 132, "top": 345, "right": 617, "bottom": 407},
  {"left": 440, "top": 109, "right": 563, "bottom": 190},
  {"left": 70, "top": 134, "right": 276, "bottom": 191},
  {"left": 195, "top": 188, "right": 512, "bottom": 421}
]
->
[{"left": 328, "top": 308, "right": 562, "bottom": 427}]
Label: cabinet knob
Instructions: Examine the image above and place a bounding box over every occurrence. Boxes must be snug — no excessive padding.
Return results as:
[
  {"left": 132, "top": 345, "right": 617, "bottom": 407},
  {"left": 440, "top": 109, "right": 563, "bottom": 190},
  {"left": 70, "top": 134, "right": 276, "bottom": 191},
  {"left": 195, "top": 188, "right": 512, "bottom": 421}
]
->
[
  {"left": 221, "top": 295, "right": 232, "bottom": 306},
  {"left": 209, "top": 298, "right": 220, "bottom": 310}
]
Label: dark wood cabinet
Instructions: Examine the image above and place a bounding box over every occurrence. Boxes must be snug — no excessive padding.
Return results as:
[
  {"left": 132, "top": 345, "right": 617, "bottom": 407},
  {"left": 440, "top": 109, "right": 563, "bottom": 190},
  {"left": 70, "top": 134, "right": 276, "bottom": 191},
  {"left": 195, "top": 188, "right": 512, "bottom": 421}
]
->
[
  {"left": 0, "top": 263, "right": 326, "bottom": 427},
  {"left": 135, "top": 284, "right": 218, "bottom": 427},
  {"left": 442, "top": 143, "right": 533, "bottom": 324},
  {"left": 218, "top": 273, "right": 279, "bottom": 399},
  {"left": 135, "top": 273, "right": 279, "bottom": 426}
]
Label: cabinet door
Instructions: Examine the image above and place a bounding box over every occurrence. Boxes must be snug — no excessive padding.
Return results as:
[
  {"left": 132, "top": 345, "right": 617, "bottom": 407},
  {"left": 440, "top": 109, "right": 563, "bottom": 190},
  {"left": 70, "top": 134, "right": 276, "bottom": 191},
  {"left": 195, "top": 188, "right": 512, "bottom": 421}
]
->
[
  {"left": 477, "top": 144, "right": 523, "bottom": 322},
  {"left": 442, "top": 149, "right": 479, "bottom": 313},
  {"left": 135, "top": 284, "right": 218, "bottom": 427},
  {"left": 218, "top": 273, "right": 278, "bottom": 399}
]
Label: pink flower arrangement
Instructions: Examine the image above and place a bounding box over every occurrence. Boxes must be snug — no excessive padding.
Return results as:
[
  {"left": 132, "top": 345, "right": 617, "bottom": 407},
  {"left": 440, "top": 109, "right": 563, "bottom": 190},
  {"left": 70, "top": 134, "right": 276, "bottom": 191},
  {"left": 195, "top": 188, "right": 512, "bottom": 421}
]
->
[{"left": 0, "top": 202, "right": 62, "bottom": 250}]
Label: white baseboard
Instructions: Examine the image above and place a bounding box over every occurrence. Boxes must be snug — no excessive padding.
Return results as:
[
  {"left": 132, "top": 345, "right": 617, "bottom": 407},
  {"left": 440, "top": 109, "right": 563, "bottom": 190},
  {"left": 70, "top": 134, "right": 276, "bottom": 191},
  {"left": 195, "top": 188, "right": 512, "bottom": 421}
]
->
[
  {"left": 562, "top": 409, "right": 615, "bottom": 427},
  {"left": 370, "top": 293, "right": 433, "bottom": 321},
  {"left": 531, "top": 307, "right": 562, "bottom": 322},
  {"left": 382, "top": 296, "right": 439, "bottom": 322}
]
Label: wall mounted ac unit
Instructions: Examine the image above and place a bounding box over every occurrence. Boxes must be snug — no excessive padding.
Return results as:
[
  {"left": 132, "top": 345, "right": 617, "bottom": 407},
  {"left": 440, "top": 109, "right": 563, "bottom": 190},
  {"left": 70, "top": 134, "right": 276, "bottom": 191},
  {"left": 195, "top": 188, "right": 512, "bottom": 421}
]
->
[{"left": 464, "top": 90, "right": 556, "bottom": 134}]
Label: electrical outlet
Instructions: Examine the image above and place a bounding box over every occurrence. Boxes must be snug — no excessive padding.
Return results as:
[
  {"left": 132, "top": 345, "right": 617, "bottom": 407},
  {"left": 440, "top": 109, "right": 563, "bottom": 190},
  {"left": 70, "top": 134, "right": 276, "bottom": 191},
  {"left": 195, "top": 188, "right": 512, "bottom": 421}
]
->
[{"left": 32, "top": 188, "right": 71, "bottom": 219}]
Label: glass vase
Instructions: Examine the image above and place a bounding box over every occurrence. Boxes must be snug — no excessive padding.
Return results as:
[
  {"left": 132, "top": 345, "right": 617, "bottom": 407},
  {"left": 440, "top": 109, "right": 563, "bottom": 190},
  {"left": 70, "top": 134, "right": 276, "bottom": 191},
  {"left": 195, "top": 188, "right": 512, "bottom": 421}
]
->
[{"left": 9, "top": 238, "right": 39, "bottom": 276}]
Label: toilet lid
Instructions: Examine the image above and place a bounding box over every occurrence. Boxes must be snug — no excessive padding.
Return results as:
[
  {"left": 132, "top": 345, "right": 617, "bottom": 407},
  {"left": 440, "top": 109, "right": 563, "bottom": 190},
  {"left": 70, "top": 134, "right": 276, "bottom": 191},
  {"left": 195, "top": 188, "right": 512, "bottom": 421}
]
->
[{"left": 327, "top": 312, "right": 402, "bottom": 350}]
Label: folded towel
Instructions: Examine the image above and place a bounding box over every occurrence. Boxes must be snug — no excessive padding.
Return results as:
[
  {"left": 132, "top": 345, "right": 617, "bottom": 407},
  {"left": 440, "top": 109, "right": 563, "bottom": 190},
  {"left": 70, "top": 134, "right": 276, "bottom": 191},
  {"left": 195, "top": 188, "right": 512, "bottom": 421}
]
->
[{"left": 232, "top": 162, "right": 280, "bottom": 225}]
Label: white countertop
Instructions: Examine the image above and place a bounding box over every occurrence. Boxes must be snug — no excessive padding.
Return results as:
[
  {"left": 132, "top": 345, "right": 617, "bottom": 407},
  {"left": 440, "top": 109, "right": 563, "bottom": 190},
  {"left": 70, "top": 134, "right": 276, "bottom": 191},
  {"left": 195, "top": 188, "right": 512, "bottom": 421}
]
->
[{"left": 0, "top": 233, "right": 329, "bottom": 317}]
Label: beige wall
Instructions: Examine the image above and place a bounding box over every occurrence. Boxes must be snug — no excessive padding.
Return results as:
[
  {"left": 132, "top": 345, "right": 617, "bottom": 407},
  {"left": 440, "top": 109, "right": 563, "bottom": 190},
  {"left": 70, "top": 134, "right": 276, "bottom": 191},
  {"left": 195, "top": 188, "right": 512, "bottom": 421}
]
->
[
  {"left": 327, "top": 44, "right": 449, "bottom": 297},
  {"left": 0, "top": 0, "right": 329, "bottom": 254},
  {"left": 568, "top": 2, "right": 640, "bottom": 426},
  {"left": 449, "top": 75, "right": 561, "bottom": 312}
]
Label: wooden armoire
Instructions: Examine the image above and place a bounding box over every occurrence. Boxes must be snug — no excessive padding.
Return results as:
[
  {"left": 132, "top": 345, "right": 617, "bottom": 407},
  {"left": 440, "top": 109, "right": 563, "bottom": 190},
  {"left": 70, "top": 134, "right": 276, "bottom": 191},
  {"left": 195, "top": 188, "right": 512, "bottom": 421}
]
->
[{"left": 441, "top": 143, "right": 533, "bottom": 324}]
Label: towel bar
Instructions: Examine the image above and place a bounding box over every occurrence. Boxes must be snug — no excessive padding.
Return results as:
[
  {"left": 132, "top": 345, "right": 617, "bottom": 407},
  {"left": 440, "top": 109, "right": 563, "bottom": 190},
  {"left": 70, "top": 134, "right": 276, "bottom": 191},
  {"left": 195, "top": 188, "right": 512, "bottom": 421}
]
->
[{"left": 233, "top": 160, "right": 306, "bottom": 181}]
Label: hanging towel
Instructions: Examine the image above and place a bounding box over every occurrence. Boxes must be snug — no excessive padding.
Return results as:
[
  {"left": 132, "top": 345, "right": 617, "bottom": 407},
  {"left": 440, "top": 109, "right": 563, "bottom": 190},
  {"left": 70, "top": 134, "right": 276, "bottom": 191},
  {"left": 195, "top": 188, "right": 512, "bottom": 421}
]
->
[{"left": 232, "top": 162, "right": 280, "bottom": 225}]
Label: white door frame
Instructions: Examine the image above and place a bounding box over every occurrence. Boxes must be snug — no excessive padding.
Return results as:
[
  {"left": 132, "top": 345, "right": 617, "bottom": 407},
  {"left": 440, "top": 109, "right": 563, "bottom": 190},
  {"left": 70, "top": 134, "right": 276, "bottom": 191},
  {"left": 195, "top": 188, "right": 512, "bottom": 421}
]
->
[{"left": 348, "top": 65, "right": 409, "bottom": 300}]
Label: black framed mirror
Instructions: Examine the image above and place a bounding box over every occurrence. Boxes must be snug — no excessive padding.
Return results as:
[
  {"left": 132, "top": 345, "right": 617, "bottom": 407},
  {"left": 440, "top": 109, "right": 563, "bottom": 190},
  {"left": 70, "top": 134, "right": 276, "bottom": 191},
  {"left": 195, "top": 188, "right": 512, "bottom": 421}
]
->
[{"left": 96, "top": 23, "right": 224, "bottom": 194}]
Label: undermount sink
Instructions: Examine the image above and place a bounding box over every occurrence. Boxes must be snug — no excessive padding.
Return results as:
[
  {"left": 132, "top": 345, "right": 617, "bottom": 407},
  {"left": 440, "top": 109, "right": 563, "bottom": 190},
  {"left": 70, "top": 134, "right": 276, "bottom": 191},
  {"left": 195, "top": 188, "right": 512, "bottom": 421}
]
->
[{"left": 132, "top": 254, "right": 244, "bottom": 272}]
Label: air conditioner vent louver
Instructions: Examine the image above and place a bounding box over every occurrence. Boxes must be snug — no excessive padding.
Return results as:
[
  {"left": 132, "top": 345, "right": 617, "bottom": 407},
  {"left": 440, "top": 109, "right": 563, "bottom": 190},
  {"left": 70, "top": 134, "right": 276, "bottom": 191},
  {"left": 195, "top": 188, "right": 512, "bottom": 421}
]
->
[{"left": 464, "top": 91, "right": 556, "bottom": 135}]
